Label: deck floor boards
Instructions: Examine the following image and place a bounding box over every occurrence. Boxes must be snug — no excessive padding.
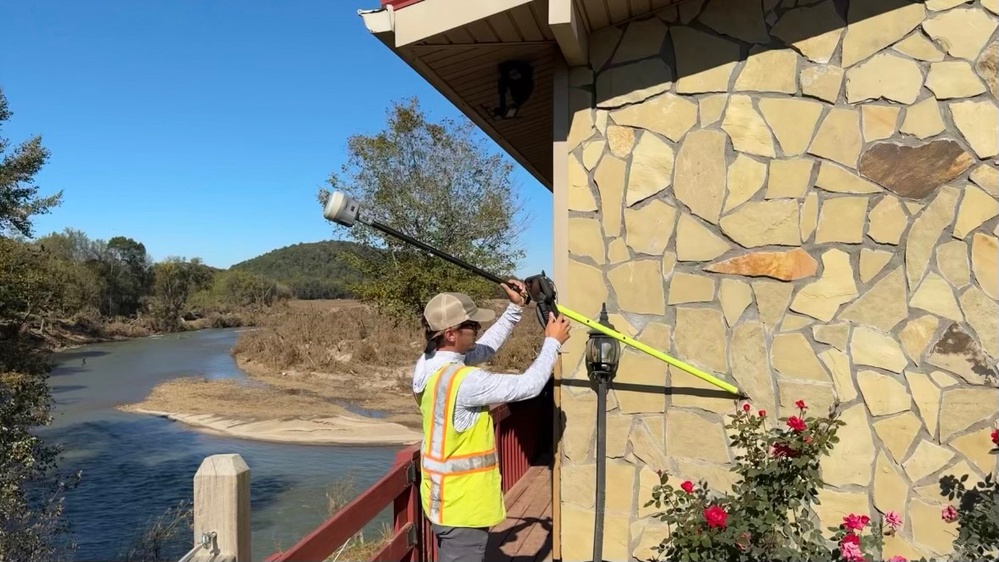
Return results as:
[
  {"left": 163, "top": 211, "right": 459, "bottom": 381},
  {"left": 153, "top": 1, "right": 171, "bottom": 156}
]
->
[{"left": 486, "top": 465, "right": 553, "bottom": 562}]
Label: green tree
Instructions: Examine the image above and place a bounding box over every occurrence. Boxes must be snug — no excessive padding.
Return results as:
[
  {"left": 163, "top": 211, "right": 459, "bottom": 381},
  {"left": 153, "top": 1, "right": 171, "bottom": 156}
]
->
[
  {"left": 0, "top": 87, "right": 62, "bottom": 238},
  {"left": 320, "top": 97, "right": 526, "bottom": 321},
  {"left": 148, "top": 257, "right": 214, "bottom": 330}
]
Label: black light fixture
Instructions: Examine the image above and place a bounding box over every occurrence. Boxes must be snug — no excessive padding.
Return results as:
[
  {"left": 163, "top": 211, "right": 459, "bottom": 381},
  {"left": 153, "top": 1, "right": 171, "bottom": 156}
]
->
[
  {"left": 585, "top": 303, "right": 620, "bottom": 562},
  {"left": 491, "top": 59, "right": 534, "bottom": 120}
]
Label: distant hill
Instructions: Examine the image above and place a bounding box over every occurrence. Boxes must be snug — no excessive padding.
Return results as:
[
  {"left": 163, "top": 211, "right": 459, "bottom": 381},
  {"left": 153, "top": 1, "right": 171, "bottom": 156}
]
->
[{"left": 230, "top": 240, "right": 381, "bottom": 299}]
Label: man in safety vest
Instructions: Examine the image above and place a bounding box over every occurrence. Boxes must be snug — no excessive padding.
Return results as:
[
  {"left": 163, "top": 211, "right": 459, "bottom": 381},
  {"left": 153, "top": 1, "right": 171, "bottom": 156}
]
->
[{"left": 412, "top": 279, "right": 571, "bottom": 562}]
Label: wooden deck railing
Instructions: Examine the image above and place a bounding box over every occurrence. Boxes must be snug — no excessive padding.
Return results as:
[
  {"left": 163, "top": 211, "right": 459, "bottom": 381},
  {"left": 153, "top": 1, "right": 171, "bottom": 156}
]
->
[{"left": 263, "top": 389, "right": 551, "bottom": 562}]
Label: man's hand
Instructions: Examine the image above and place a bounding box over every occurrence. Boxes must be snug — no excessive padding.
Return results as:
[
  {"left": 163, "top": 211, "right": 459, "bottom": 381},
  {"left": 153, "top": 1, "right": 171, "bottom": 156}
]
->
[
  {"left": 544, "top": 312, "right": 571, "bottom": 344},
  {"left": 501, "top": 278, "right": 527, "bottom": 306}
]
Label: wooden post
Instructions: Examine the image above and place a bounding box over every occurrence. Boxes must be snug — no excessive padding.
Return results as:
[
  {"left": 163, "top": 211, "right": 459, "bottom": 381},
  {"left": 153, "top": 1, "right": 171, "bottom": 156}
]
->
[{"left": 192, "top": 454, "right": 251, "bottom": 562}]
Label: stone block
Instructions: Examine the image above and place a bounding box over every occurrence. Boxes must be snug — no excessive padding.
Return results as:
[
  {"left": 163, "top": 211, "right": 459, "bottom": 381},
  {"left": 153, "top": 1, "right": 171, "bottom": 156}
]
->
[
  {"left": 608, "top": 260, "right": 666, "bottom": 316},
  {"left": 674, "top": 307, "right": 728, "bottom": 374},
  {"left": 626, "top": 133, "right": 675, "bottom": 207},
  {"left": 616, "top": 348, "right": 668, "bottom": 415},
  {"left": 752, "top": 280, "right": 794, "bottom": 332},
  {"left": 624, "top": 200, "right": 677, "bottom": 255},
  {"left": 772, "top": 332, "right": 830, "bottom": 381},
  {"left": 954, "top": 184, "right": 998, "bottom": 239},
  {"left": 671, "top": 26, "right": 740, "bottom": 94},
  {"left": 800, "top": 192, "right": 818, "bottom": 241},
  {"left": 910, "top": 497, "right": 958, "bottom": 556},
  {"left": 851, "top": 326, "right": 909, "bottom": 373},
  {"left": 905, "top": 371, "right": 941, "bottom": 439},
  {"left": 857, "top": 370, "right": 912, "bottom": 416},
  {"left": 724, "top": 154, "right": 767, "bottom": 212},
  {"left": 596, "top": 59, "right": 673, "bottom": 109},
  {"left": 862, "top": 105, "right": 901, "bottom": 142},
  {"left": 859, "top": 141, "right": 973, "bottom": 200},
  {"left": 927, "top": 322, "right": 997, "bottom": 385},
  {"left": 667, "top": 272, "right": 715, "bottom": 304},
  {"left": 859, "top": 248, "right": 892, "bottom": 283},
  {"left": 568, "top": 217, "right": 606, "bottom": 265},
  {"left": 705, "top": 248, "right": 817, "bottom": 281},
  {"left": 666, "top": 409, "right": 730, "bottom": 463},
  {"left": 800, "top": 64, "right": 844, "bottom": 103},
  {"left": 926, "top": 61, "right": 987, "bottom": 99},
  {"left": 950, "top": 99, "right": 999, "bottom": 159},
  {"left": 699, "top": 0, "right": 769, "bottom": 43},
  {"left": 730, "top": 320, "right": 776, "bottom": 418},
  {"left": 936, "top": 240, "right": 971, "bottom": 290},
  {"left": 841, "top": 0, "right": 925, "bottom": 67},
  {"left": 568, "top": 154, "right": 597, "bottom": 212},
  {"left": 971, "top": 233, "right": 998, "bottom": 299},
  {"left": 735, "top": 46, "right": 798, "bottom": 94},
  {"left": 720, "top": 200, "right": 801, "bottom": 247},
  {"left": 759, "top": 97, "right": 823, "bottom": 157},
  {"left": 905, "top": 186, "right": 959, "bottom": 289},
  {"left": 766, "top": 158, "right": 814, "bottom": 199},
  {"left": 900, "top": 97, "right": 945, "bottom": 140},
  {"left": 674, "top": 129, "right": 728, "bottom": 224},
  {"left": 874, "top": 411, "right": 922, "bottom": 462},
  {"left": 873, "top": 450, "right": 908, "bottom": 516},
  {"left": 950, "top": 427, "right": 998, "bottom": 475},
  {"left": 612, "top": 17, "right": 668, "bottom": 64},
  {"left": 939, "top": 387, "right": 998, "bottom": 441},
  {"left": 846, "top": 52, "right": 925, "bottom": 104},
  {"left": 813, "top": 488, "right": 869, "bottom": 535},
  {"left": 960, "top": 286, "right": 998, "bottom": 360},
  {"left": 816, "top": 196, "right": 869, "bottom": 244},
  {"left": 722, "top": 94, "right": 775, "bottom": 158},
  {"left": 910, "top": 272, "right": 963, "bottom": 322},
  {"left": 719, "top": 279, "right": 752, "bottom": 326},
  {"left": 675, "top": 214, "right": 730, "bottom": 262},
  {"left": 789, "top": 248, "right": 857, "bottom": 321},
  {"left": 903, "top": 440, "right": 955, "bottom": 483},
  {"left": 770, "top": 0, "right": 844, "bottom": 64},
  {"left": 922, "top": 7, "right": 998, "bottom": 61},
  {"left": 777, "top": 377, "right": 835, "bottom": 418},
  {"left": 593, "top": 154, "right": 627, "bottom": 236},
  {"left": 821, "top": 404, "right": 876, "bottom": 486},
  {"left": 808, "top": 107, "right": 863, "bottom": 168},
  {"left": 820, "top": 348, "right": 856, "bottom": 401},
  {"left": 893, "top": 32, "right": 945, "bottom": 62},
  {"left": 839, "top": 265, "right": 908, "bottom": 332},
  {"left": 611, "top": 92, "right": 697, "bottom": 143},
  {"left": 813, "top": 323, "right": 849, "bottom": 351}
]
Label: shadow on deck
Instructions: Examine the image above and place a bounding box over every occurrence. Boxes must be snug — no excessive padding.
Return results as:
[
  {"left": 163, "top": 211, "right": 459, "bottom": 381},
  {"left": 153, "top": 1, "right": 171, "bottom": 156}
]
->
[{"left": 488, "top": 465, "right": 553, "bottom": 562}]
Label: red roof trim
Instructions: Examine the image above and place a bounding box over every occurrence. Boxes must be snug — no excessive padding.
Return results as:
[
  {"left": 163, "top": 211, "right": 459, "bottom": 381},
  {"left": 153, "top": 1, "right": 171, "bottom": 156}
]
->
[{"left": 382, "top": 0, "right": 424, "bottom": 8}]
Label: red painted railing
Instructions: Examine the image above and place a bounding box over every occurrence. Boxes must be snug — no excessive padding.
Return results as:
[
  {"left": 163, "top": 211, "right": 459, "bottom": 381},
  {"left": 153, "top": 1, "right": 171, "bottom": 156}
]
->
[{"left": 265, "top": 389, "right": 550, "bottom": 562}]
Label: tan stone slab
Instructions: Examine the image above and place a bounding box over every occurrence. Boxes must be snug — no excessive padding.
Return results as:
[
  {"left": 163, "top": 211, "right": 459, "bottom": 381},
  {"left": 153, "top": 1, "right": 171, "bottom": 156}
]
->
[
  {"left": 699, "top": 0, "right": 769, "bottom": 43},
  {"left": 960, "top": 286, "right": 998, "bottom": 360},
  {"left": 561, "top": 462, "right": 597, "bottom": 509},
  {"left": 631, "top": 520, "right": 670, "bottom": 560},
  {"left": 939, "top": 387, "right": 998, "bottom": 442},
  {"left": 905, "top": 371, "right": 942, "bottom": 439},
  {"left": 625, "top": 133, "right": 675, "bottom": 207},
  {"left": 594, "top": 108, "right": 608, "bottom": 135},
  {"left": 666, "top": 409, "right": 730, "bottom": 463},
  {"left": 851, "top": 325, "right": 909, "bottom": 373},
  {"left": 926, "top": 322, "right": 996, "bottom": 385},
  {"left": 722, "top": 94, "right": 776, "bottom": 158},
  {"left": 841, "top": 0, "right": 926, "bottom": 67},
  {"left": 617, "top": 349, "right": 668, "bottom": 414},
  {"left": 816, "top": 196, "right": 868, "bottom": 244},
  {"left": 611, "top": 92, "right": 697, "bottom": 143},
  {"left": 606, "top": 413, "right": 633, "bottom": 458},
  {"left": 594, "top": 153, "right": 626, "bottom": 236},
  {"left": 636, "top": 466, "right": 660, "bottom": 518},
  {"left": 606, "top": 125, "right": 635, "bottom": 158},
  {"left": 970, "top": 165, "right": 998, "bottom": 197},
  {"left": 777, "top": 377, "right": 835, "bottom": 419},
  {"left": 904, "top": 439, "right": 955, "bottom": 482},
  {"left": 752, "top": 280, "right": 794, "bottom": 331},
  {"left": 905, "top": 201, "right": 925, "bottom": 214},
  {"left": 977, "top": 39, "right": 998, "bottom": 98},
  {"left": 670, "top": 365, "right": 740, "bottom": 414},
  {"left": 922, "top": 7, "right": 998, "bottom": 61},
  {"left": 950, "top": 426, "right": 998, "bottom": 475},
  {"left": 771, "top": 332, "right": 831, "bottom": 383},
  {"left": 568, "top": 154, "right": 597, "bottom": 212},
  {"left": 813, "top": 323, "right": 849, "bottom": 351},
  {"left": 821, "top": 404, "right": 876, "bottom": 486},
  {"left": 790, "top": 248, "right": 858, "bottom": 321},
  {"left": 949, "top": 100, "right": 999, "bottom": 160},
  {"left": 561, "top": 503, "right": 630, "bottom": 561},
  {"left": 859, "top": 248, "right": 893, "bottom": 283},
  {"left": 607, "top": 237, "right": 629, "bottom": 264},
  {"left": 662, "top": 250, "right": 677, "bottom": 281},
  {"left": 936, "top": 240, "right": 971, "bottom": 289},
  {"left": 588, "top": 25, "right": 622, "bottom": 72},
  {"left": 699, "top": 94, "right": 727, "bottom": 127},
  {"left": 582, "top": 140, "right": 605, "bottom": 171},
  {"left": 596, "top": 59, "right": 673, "bottom": 109},
  {"left": 560, "top": 390, "right": 596, "bottom": 461},
  {"left": 857, "top": 370, "right": 912, "bottom": 416},
  {"left": 800, "top": 64, "right": 844, "bottom": 103},
  {"left": 874, "top": 411, "right": 922, "bottom": 462},
  {"left": 910, "top": 272, "right": 963, "bottom": 322},
  {"left": 926, "top": 61, "right": 987, "bottom": 99},
  {"left": 672, "top": 26, "right": 740, "bottom": 94},
  {"left": 910, "top": 497, "right": 959, "bottom": 556},
  {"left": 930, "top": 370, "right": 958, "bottom": 387},
  {"left": 608, "top": 260, "right": 666, "bottom": 316},
  {"left": 862, "top": 105, "right": 901, "bottom": 142},
  {"left": 971, "top": 233, "right": 998, "bottom": 299},
  {"left": 840, "top": 265, "right": 909, "bottom": 332},
  {"left": 674, "top": 307, "right": 728, "bottom": 373},
  {"left": 873, "top": 450, "right": 908, "bottom": 515},
  {"left": 720, "top": 200, "right": 801, "bottom": 247},
  {"left": 808, "top": 107, "right": 863, "bottom": 168},
  {"left": 719, "top": 279, "right": 753, "bottom": 326},
  {"left": 770, "top": 0, "right": 844, "bottom": 64},
  {"left": 612, "top": 17, "right": 668, "bottom": 64},
  {"left": 566, "top": 258, "right": 609, "bottom": 314},
  {"left": 724, "top": 154, "right": 767, "bottom": 212},
  {"left": 986, "top": 0, "right": 999, "bottom": 14},
  {"left": 780, "top": 313, "right": 813, "bottom": 332},
  {"left": 846, "top": 52, "right": 925, "bottom": 104},
  {"left": 758, "top": 97, "right": 824, "bottom": 156},
  {"left": 813, "top": 488, "right": 870, "bottom": 537},
  {"left": 667, "top": 272, "right": 715, "bottom": 304},
  {"left": 800, "top": 192, "right": 818, "bottom": 242},
  {"left": 900, "top": 97, "right": 946, "bottom": 140},
  {"left": 568, "top": 89, "right": 595, "bottom": 151},
  {"left": 905, "top": 186, "right": 960, "bottom": 289},
  {"left": 569, "top": 218, "right": 606, "bottom": 267},
  {"left": 675, "top": 129, "right": 727, "bottom": 224},
  {"left": 705, "top": 248, "right": 818, "bottom": 282},
  {"left": 624, "top": 199, "right": 677, "bottom": 255},
  {"left": 954, "top": 184, "right": 998, "bottom": 239},
  {"left": 671, "top": 458, "right": 739, "bottom": 494},
  {"left": 675, "top": 214, "right": 731, "bottom": 262},
  {"left": 893, "top": 32, "right": 946, "bottom": 62},
  {"left": 815, "top": 161, "right": 884, "bottom": 195},
  {"left": 766, "top": 158, "right": 814, "bottom": 199},
  {"left": 629, "top": 421, "right": 669, "bottom": 472},
  {"left": 819, "top": 348, "right": 857, "bottom": 402},
  {"left": 926, "top": 0, "right": 973, "bottom": 10},
  {"left": 735, "top": 46, "right": 798, "bottom": 94}
]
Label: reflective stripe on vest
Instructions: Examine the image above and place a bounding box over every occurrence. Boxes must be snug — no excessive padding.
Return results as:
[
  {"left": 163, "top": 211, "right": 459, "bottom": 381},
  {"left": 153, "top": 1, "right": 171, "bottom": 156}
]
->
[{"left": 418, "top": 362, "right": 505, "bottom": 527}]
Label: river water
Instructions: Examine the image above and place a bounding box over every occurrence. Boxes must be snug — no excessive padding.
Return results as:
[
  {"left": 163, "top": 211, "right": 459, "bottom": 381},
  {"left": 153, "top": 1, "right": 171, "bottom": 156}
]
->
[{"left": 41, "top": 328, "right": 400, "bottom": 562}]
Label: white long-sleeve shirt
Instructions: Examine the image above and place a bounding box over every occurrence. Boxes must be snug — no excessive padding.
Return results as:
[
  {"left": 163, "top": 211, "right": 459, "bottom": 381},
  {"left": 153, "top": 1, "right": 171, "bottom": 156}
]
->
[{"left": 412, "top": 302, "right": 561, "bottom": 432}]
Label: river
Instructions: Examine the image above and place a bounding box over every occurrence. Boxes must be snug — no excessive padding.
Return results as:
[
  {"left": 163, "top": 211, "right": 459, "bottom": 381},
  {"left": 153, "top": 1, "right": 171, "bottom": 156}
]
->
[{"left": 41, "top": 328, "right": 400, "bottom": 562}]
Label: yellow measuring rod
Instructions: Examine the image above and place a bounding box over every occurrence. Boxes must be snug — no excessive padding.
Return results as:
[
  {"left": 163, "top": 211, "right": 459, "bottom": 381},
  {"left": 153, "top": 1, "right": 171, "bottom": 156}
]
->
[{"left": 556, "top": 305, "right": 743, "bottom": 397}]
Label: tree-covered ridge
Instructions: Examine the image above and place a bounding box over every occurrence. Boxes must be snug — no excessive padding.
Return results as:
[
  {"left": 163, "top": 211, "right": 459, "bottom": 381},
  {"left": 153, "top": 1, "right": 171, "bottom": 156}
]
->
[{"left": 229, "top": 240, "right": 382, "bottom": 300}]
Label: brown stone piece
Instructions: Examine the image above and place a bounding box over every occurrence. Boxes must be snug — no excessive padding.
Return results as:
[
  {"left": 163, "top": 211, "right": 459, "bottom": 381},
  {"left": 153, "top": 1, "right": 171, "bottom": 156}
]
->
[
  {"left": 858, "top": 140, "right": 975, "bottom": 199},
  {"left": 704, "top": 248, "right": 818, "bottom": 281},
  {"left": 926, "top": 323, "right": 998, "bottom": 385}
]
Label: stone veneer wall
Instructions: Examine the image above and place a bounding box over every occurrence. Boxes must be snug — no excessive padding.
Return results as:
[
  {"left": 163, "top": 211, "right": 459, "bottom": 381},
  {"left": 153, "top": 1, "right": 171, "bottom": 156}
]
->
[{"left": 557, "top": 0, "right": 998, "bottom": 560}]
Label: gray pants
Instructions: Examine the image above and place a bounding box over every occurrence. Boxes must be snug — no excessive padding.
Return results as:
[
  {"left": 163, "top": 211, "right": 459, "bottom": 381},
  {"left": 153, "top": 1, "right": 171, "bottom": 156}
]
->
[{"left": 431, "top": 523, "right": 489, "bottom": 562}]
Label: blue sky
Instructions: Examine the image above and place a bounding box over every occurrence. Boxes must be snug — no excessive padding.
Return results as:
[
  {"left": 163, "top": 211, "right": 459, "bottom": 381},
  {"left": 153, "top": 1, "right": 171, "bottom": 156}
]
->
[{"left": 0, "top": 0, "right": 553, "bottom": 278}]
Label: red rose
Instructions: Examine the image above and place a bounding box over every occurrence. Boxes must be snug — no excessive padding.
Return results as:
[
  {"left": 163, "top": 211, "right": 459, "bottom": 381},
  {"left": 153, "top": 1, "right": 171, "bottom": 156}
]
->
[
  {"left": 991, "top": 428, "right": 997, "bottom": 445},
  {"left": 758, "top": 409, "right": 766, "bottom": 417},
  {"left": 795, "top": 399, "right": 807, "bottom": 410},
  {"left": 704, "top": 505, "right": 727, "bottom": 529},
  {"left": 841, "top": 532, "right": 860, "bottom": 545},
  {"left": 787, "top": 416, "right": 807, "bottom": 432},
  {"left": 681, "top": 480, "right": 694, "bottom": 494},
  {"left": 742, "top": 402, "right": 751, "bottom": 412},
  {"left": 842, "top": 514, "right": 869, "bottom": 531}
]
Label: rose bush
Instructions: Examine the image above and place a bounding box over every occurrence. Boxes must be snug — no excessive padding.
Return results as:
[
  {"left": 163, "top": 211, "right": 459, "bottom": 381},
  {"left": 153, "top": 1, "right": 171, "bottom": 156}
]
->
[
  {"left": 643, "top": 400, "right": 925, "bottom": 562},
  {"left": 931, "top": 427, "right": 998, "bottom": 561}
]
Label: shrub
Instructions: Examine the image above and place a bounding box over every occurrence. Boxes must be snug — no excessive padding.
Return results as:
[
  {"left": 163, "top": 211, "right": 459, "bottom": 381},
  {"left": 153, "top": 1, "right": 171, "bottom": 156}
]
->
[{"left": 934, "top": 428, "right": 998, "bottom": 562}]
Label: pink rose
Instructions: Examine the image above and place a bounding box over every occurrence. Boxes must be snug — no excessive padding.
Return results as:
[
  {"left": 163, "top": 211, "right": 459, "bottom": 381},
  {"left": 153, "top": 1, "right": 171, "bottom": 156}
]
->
[
  {"left": 884, "top": 510, "right": 903, "bottom": 531},
  {"left": 941, "top": 505, "right": 958, "bottom": 522},
  {"left": 887, "top": 556, "right": 907, "bottom": 562},
  {"left": 839, "top": 540, "right": 864, "bottom": 562}
]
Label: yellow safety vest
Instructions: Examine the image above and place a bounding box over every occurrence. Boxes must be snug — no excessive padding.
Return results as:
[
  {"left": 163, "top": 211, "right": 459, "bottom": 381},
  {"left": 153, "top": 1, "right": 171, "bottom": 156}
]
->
[{"left": 417, "top": 362, "right": 505, "bottom": 528}]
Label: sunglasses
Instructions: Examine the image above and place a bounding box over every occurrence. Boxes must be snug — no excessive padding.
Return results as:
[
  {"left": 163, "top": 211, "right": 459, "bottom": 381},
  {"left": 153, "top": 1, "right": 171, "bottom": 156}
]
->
[{"left": 454, "top": 321, "right": 481, "bottom": 333}]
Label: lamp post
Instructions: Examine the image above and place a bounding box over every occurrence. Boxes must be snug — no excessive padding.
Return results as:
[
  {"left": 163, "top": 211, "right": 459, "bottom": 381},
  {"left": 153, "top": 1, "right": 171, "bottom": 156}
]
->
[{"left": 585, "top": 303, "right": 621, "bottom": 562}]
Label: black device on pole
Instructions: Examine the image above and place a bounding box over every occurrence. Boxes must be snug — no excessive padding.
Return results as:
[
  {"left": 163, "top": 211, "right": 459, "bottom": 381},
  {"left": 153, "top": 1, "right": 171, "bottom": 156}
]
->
[{"left": 585, "top": 304, "right": 620, "bottom": 562}]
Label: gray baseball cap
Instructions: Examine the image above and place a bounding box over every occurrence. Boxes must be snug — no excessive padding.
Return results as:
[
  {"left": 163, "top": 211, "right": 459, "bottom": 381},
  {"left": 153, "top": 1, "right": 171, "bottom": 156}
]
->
[{"left": 423, "top": 292, "right": 496, "bottom": 332}]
